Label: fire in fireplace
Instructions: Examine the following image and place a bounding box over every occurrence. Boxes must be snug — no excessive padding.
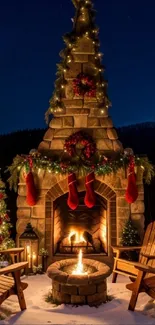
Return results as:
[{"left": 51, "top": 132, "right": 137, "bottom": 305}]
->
[{"left": 53, "top": 192, "right": 108, "bottom": 256}]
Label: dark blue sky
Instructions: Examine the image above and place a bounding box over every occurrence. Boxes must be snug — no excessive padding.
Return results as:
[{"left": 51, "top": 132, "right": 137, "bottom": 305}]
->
[{"left": 1, "top": 0, "right": 155, "bottom": 134}]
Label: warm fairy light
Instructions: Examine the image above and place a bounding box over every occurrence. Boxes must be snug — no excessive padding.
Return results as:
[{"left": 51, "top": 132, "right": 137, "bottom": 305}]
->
[
  {"left": 68, "top": 230, "right": 86, "bottom": 243},
  {"left": 72, "top": 250, "right": 87, "bottom": 275}
]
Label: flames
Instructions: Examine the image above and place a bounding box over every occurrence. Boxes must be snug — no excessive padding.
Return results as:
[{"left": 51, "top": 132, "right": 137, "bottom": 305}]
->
[
  {"left": 68, "top": 230, "right": 86, "bottom": 243},
  {"left": 72, "top": 249, "right": 87, "bottom": 275}
]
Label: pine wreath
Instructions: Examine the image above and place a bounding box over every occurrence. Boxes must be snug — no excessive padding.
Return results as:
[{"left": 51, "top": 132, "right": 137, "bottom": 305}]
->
[
  {"left": 73, "top": 73, "right": 96, "bottom": 97},
  {"left": 64, "top": 131, "right": 96, "bottom": 159}
]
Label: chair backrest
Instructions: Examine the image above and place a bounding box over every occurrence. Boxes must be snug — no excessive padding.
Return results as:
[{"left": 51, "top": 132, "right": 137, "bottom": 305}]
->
[{"left": 139, "top": 221, "right": 155, "bottom": 276}]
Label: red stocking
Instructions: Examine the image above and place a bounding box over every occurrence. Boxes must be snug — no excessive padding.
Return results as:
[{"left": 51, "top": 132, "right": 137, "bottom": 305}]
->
[
  {"left": 26, "top": 172, "right": 37, "bottom": 206},
  {"left": 84, "top": 172, "right": 96, "bottom": 208},
  {"left": 125, "top": 156, "right": 138, "bottom": 203},
  {"left": 67, "top": 173, "right": 79, "bottom": 210}
]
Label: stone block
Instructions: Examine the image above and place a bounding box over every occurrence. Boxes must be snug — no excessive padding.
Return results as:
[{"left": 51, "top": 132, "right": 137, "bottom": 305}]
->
[
  {"left": 63, "top": 116, "right": 74, "bottom": 127},
  {"left": 96, "top": 281, "right": 107, "bottom": 293},
  {"left": 131, "top": 201, "right": 145, "bottom": 213},
  {"left": 65, "top": 62, "right": 82, "bottom": 79},
  {"left": 71, "top": 295, "right": 86, "bottom": 305},
  {"left": 117, "top": 208, "right": 130, "bottom": 220},
  {"left": 67, "top": 275, "right": 88, "bottom": 285},
  {"left": 74, "top": 115, "right": 88, "bottom": 128},
  {"left": 93, "top": 128, "right": 108, "bottom": 139},
  {"left": 32, "top": 207, "right": 45, "bottom": 218},
  {"left": 83, "top": 62, "right": 95, "bottom": 75},
  {"left": 107, "top": 128, "right": 118, "bottom": 140},
  {"left": 78, "top": 284, "right": 96, "bottom": 295},
  {"left": 50, "top": 118, "right": 63, "bottom": 129},
  {"left": 117, "top": 198, "right": 129, "bottom": 208},
  {"left": 52, "top": 281, "right": 60, "bottom": 292},
  {"left": 100, "top": 117, "right": 113, "bottom": 128},
  {"left": 18, "top": 185, "right": 26, "bottom": 196},
  {"left": 87, "top": 292, "right": 107, "bottom": 305},
  {"left": 73, "top": 54, "right": 88, "bottom": 62},
  {"left": 17, "top": 208, "right": 31, "bottom": 219},
  {"left": 43, "top": 128, "right": 55, "bottom": 141},
  {"left": 113, "top": 140, "right": 124, "bottom": 152},
  {"left": 50, "top": 139, "right": 64, "bottom": 150},
  {"left": 65, "top": 81, "right": 74, "bottom": 99},
  {"left": 63, "top": 99, "right": 83, "bottom": 108},
  {"left": 61, "top": 284, "right": 78, "bottom": 295},
  {"left": 96, "top": 139, "right": 113, "bottom": 151},
  {"left": 52, "top": 289, "right": 71, "bottom": 304},
  {"left": 54, "top": 129, "right": 75, "bottom": 138},
  {"left": 87, "top": 117, "right": 100, "bottom": 127},
  {"left": 83, "top": 101, "right": 98, "bottom": 109},
  {"left": 73, "top": 38, "right": 95, "bottom": 55},
  {"left": 38, "top": 141, "right": 50, "bottom": 152},
  {"left": 17, "top": 196, "right": 28, "bottom": 208}
]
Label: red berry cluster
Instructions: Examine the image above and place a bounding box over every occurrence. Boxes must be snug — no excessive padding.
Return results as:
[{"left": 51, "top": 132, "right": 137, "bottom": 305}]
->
[
  {"left": 64, "top": 131, "right": 96, "bottom": 159},
  {"left": 73, "top": 73, "right": 96, "bottom": 97}
]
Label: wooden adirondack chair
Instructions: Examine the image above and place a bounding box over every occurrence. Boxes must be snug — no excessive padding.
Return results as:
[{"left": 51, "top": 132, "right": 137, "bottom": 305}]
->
[
  {"left": 126, "top": 263, "right": 155, "bottom": 311},
  {"left": 112, "top": 221, "right": 155, "bottom": 283},
  {"left": 0, "top": 262, "right": 28, "bottom": 310}
]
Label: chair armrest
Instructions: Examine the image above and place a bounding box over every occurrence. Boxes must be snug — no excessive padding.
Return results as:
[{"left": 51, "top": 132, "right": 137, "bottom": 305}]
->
[
  {"left": 0, "top": 262, "right": 28, "bottom": 275},
  {"left": 141, "top": 253, "right": 155, "bottom": 259},
  {"left": 135, "top": 264, "right": 155, "bottom": 274},
  {"left": 0, "top": 248, "right": 24, "bottom": 255},
  {"left": 112, "top": 246, "right": 142, "bottom": 252}
]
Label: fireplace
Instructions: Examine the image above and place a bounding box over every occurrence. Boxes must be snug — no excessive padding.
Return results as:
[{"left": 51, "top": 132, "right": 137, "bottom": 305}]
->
[
  {"left": 53, "top": 192, "right": 108, "bottom": 256},
  {"left": 15, "top": 0, "right": 145, "bottom": 269}
]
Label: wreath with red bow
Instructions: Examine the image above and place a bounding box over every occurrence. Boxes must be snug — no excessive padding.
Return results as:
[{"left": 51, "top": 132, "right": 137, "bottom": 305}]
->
[
  {"left": 64, "top": 131, "right": 96, "bottom": 159},
  {"left": 73, "top": 73, "right": 96, "bottom": 97}
]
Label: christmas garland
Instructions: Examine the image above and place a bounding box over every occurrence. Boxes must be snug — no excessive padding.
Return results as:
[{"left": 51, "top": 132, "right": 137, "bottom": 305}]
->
[
  {"left": 73, "top": 73, "right": 96, "bottom": 97},
  {"left": 64, "top": 131, "right": 96, "bottom": 159},
  {"left": 6, "top": 152, "right": 154, "bottom": 192}
]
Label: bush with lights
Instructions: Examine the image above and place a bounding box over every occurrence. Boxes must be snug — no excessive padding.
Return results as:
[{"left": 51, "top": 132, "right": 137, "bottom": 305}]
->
[{"left": 0, "top": 178, "right": 15, "bottom": 251}]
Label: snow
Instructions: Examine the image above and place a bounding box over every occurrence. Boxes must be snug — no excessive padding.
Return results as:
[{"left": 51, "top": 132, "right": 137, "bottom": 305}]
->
[{"left": 0, "top": 274, "right": 155, "bottom": 325}]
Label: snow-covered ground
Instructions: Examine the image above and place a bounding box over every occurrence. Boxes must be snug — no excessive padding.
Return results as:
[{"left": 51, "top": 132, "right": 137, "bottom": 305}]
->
[{"left": 0, "top": 273, "right": 155, "bottom": 325}]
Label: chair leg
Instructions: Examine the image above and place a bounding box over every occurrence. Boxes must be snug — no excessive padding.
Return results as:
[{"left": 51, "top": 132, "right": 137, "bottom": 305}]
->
[
  {"left": 128, "top": 270, "right": 145, "bottom": 311},
  {"left": 112, "top": 272, "right": 118, "bottom": 283},
  {"left": 13, "top": 270, "right": 27, "bottom": 310}
]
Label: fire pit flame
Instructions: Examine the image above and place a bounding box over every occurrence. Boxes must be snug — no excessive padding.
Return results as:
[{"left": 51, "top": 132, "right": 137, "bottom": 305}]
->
[{"left": 72, "top": 249, "right": 88, "bottom": 275}]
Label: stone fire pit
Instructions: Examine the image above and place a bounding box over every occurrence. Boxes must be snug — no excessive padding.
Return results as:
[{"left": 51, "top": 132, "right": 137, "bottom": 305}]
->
[{"left": 47, "top": 259, "right": 112, "bottom": 306}]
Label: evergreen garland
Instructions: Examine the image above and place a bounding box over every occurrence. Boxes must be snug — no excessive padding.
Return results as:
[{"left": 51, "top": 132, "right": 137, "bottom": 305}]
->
[{"left": 6, "top": 153, "right": 154, "bottom": 192}]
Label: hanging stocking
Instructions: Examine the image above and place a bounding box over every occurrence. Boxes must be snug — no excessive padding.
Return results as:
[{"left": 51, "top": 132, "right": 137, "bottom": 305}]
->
[
  {"left": 125, "top": 156, "right": 138, "bottom": 203},
  {"left": 26, "top": 171, "right": 37, "bottom": 207},
  {"left": 67, "top": 173, "right": 79, "bottom": 210},
  {"left": 84, "top": 172, "right": 96, "bottom": 208}
]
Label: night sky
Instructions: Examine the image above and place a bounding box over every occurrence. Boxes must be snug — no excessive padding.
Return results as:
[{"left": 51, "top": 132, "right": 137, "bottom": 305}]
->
[{"left": 1, "top": 0, "right": 155, "bottom": 134}]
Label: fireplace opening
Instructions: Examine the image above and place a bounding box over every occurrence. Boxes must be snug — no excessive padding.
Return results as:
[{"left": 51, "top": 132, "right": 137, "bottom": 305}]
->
[{"left": 53, "top": 192, "right": 108, "bottom": 255}]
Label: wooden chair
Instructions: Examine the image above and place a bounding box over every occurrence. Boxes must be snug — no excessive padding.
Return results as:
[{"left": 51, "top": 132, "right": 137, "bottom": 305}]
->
[
  {"left": 0, "top": 261, "right": 28, "bottom": 310},
  {"left": 126, "top": 262, "right": 155, "bottom": 311},
  {"left": 112, "top": 221, "right": 155, "bottom": 283}
]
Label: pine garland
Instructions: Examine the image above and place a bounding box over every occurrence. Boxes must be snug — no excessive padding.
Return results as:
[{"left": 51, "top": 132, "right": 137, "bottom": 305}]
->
[{"left": 6, "top": 153, "right": 154, "bottom": 192}]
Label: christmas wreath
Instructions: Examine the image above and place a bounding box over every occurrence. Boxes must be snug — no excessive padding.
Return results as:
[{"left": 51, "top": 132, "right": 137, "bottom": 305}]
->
[
  {"left": 73, "top": 73, "right": 96, "bottom": 97},
  {"left": 64, "top": 131, "right": 96, "bottom": 159}
]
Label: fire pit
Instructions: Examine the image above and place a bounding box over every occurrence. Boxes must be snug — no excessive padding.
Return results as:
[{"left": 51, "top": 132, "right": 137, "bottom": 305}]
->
[{"left": 47, "top": 250, "right": 112, "bottom": 306}]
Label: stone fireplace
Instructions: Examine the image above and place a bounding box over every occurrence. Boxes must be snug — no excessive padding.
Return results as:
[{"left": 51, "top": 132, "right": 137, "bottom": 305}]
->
[
  {"left": 16, "top": 0, "right": 145, "bottom": 268},
  {"left": 17, "top": 168, "right": 144, "bottom": 267}
]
